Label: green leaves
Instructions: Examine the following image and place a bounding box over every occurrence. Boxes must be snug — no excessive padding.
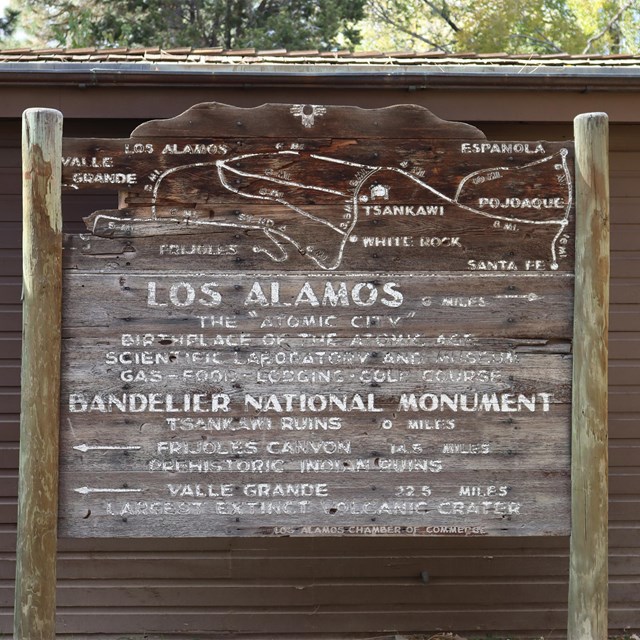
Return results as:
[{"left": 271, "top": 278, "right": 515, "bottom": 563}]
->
[
  {"left": 11, "top": 0, "right": 640, "bottom": 54},
  {"left": 15, "top": 0, "right": 366, "bottom": 50},
  {"left": 454, "top": 0, "right": 587, "bottom": 54},
  {"left": 360, "top": 0, "right": 640, "bottom": 55}
]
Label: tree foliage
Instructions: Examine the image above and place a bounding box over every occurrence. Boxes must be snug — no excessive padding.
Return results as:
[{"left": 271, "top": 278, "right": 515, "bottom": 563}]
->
[
  {"left": 15, "top": 0, "right": 365, "bottom": 51},
  {"left": 10, "top": 0, "right": 640, "bottom": 55},
  {"left": 0, "top": 6, "right": 19, "bottom": 42},
  {"left": 359, "top": 0, "right": 640, "bottom": 55},
  {"left": 569, "top": 0, "right": 640, "bottom": 54}
]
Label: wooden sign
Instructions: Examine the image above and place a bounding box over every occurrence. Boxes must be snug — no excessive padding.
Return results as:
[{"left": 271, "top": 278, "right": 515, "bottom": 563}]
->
[{"left": 58, "top": 103, "right": 574, "bottom": 537}]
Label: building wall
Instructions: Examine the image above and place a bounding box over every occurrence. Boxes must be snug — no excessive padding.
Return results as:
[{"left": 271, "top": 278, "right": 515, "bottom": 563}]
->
[{"left": 0, "top": 91, "right": 638, "bottom": 637}]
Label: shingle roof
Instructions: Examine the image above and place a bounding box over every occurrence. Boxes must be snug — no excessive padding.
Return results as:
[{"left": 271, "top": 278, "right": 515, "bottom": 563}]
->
[{"left": 1, "top": 46, "right": 640, "bottom": 67}]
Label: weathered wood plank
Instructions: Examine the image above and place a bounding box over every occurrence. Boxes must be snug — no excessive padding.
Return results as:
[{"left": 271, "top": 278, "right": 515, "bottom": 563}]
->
[
  {"left": 60, "top": 339, "right": 572, "bottom": 400},
  {"left": 130, "top": 103, "right": 488, "bottom": 140},
  {"left": 58, "top": 464, "right": 569, "bottom": 538},
  {"left": 61, "top": 137, "right": 569, "bottom": 198},
  {"left": 60, "top": 271, "right": 574, "bottom": 338},
  {"left": 65, "top": 225, "right": 576, "bottom": 274}
]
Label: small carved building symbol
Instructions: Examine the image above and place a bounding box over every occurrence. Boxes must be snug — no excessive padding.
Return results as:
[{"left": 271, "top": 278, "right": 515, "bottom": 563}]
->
[{"left": 370, "top": 184, "right": 390, "bottom": 200}]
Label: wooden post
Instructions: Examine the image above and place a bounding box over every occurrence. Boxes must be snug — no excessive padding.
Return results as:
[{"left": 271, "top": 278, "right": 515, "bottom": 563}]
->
[
  {"left": 14, "top": 108, "right": 63, "bottom": 639},
  {"left": 568, "top": 112, "right": 610, "bottom": 640}
]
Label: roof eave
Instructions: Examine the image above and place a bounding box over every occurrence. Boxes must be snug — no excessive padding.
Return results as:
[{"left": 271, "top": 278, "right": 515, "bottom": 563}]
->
[{"left": 1, "top": 62, "right": 640, "bottom": 91}]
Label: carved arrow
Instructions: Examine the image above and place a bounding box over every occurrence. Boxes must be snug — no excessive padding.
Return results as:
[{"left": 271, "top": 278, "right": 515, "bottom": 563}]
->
[
  {"left": 73, "top": 444, "right": 142, "bottom": 452},
  {"left": 495, "top": 293, "right": 543, "bottom": 302},
  {"left": 74, "top": 487, "right": 144, "bottom": 495}
]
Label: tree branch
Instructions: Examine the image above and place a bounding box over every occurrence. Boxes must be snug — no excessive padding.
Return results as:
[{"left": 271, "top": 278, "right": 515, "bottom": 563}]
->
[
  {"left": 582, "top": 0, "right": 635, "bottom": 54},
  {"left": 369, "top": 1, "right": 453, "bottom": 52},
  {"left": 509, "top": 31, "right": 564, "bottom": 54},
  {"left": 419, "top": 0, "right": 460, "bottom": 33}
]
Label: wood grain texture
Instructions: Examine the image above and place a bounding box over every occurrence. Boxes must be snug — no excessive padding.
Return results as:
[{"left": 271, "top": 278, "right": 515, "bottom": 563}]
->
[
  {"left": 568, "top": 113, "right": 610, "bottom": 640},
  {"left": 14, "top": 108, "right": 62, "bottom": 639},
  {"left": 129, "top": 103, "right": 488, "bottom": 140},
  {"left": 57, "top": 103, "right": 575, "bottom": 540}
]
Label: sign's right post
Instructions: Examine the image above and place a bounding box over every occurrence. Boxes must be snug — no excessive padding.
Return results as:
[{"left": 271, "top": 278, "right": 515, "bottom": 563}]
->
[{"left": 568, "top": 112, "right": 610, "bottom": 640}]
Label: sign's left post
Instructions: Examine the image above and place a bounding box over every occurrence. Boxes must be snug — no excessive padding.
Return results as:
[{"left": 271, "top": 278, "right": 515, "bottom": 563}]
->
[{"left": 15, "top": 108, "right": 63, "bottom": 639}]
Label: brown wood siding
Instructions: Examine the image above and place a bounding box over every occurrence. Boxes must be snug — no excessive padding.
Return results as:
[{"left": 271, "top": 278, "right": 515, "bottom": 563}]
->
[
  {"left": 0, "top": 116, "right": 638, "bottom": 637},
  {"left": 6, "top": 84, "right": 640, "bottom": 125}
]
